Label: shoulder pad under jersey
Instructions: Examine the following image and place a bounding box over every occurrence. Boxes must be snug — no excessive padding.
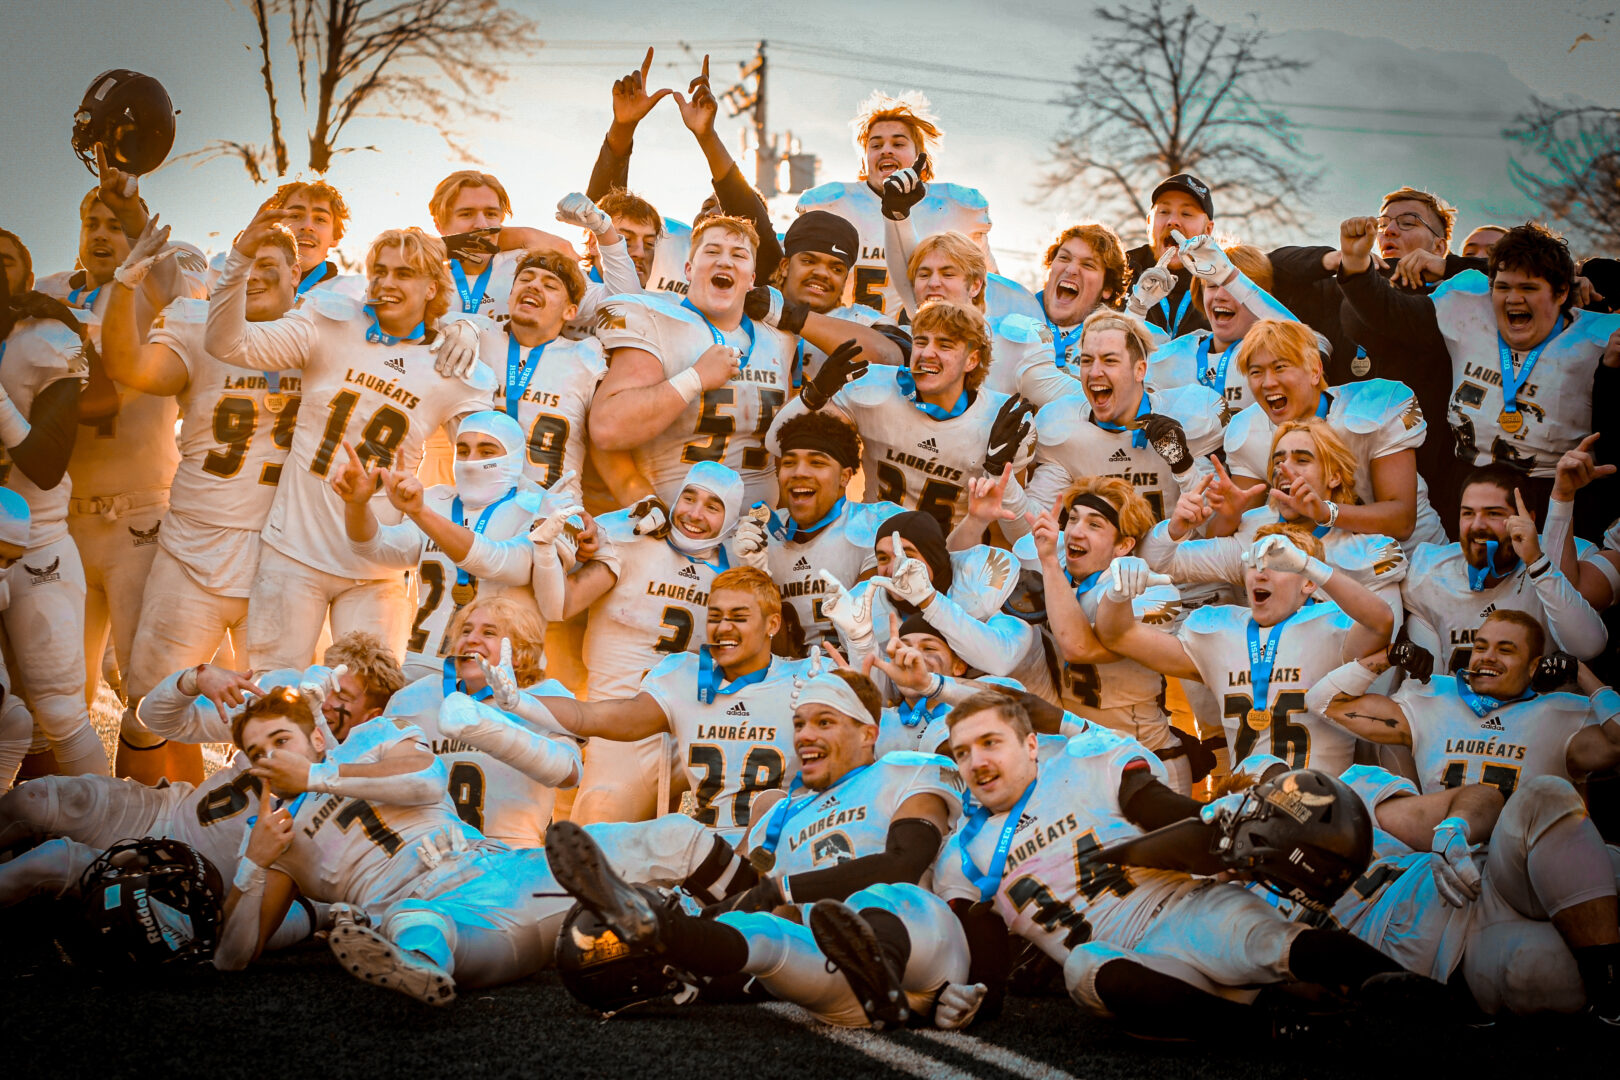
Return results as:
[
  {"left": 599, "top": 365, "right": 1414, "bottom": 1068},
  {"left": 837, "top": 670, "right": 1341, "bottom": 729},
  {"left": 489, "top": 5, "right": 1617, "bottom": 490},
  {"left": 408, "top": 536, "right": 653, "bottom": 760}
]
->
[
  {"left": 643, "top": 651, "right": 692, "bottom": 684},
  {"left": 878, "top": 749, "right": 956, "bottom": 771},
  {"left": 1334, "top": 378, "right": 1416, "bottom": 434},
  {"left": 948, "top": 545, "right": 1020, "bottom": 612},
  {"left": 1150, "top": 383, "right": 1227, "bottom": 438},
  {"left": 932, "top": 182, "right": 989, "bottom": 210},
  {"left": 1334, "top": 533, "right": 1408, "bottom": 581},
  {"left": 985, "top": 275, "right": 1043, "bottom": 321},
  {"left": 1570, "top": 308, "right": 1620, "bottom": 349},
  {"left": 1404, "top": 540, "right": 1455, "bottom": 580},
  {"left": 844, "top": 500, "right": 906, "bottom": 549},
  {"left": 1009, "top": 530, "right": 1043, "bottom": 570},
  {"left": 1062, "top": 721, "right": 1139, "bottom": 759},
  {"left": 1034, "top": 393, "right": 1090, "bottom": 449},
  {"left": 796, "top": 182, "right": 857, "bottom": 210},
  {"left": 595, "top": 508, "right": 641, "bottom": 545},
  {"left": 664, "top": 217, "right": 693, "bottom": 238},
  {"left": 1430, "top": 268, "right": 1489, "bottom": 300},
  {"left": 1135, "top": 583, "right": 1182, "bottom": 625},
  {"left": 839, "top": 364, "right": 903, "bottom": 409},
  {"left": 1147, "top": 330, "right": 1201, "bottom": 368},
  {"left": 299, "top": 288, "right": 363, "bottom": 322},
  {"left": 1224, "top": 402, "right": 1266, "bottom": 452},
  {"left": 158, "top": 296, "right": 208, "bottom": 326},
  {"left": 828, "top": 304, "right": 881, "bottom": 328},
  {"left": 989, "top": 312, "right": 1047, "bottom": 346},
  {"left": 1180, "top": 603, "right": 1232, "bottom": 637},
  {"left": 384, "top": 674, "right": 445, "bottom": 715}
]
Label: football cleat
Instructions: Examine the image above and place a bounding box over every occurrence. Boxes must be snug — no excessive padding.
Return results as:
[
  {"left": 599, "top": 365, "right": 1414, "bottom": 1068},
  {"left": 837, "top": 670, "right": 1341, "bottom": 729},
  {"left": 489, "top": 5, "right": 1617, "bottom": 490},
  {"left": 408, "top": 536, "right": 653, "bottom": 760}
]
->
[
  {"left": 545, "top": 820, "right": 660, "bottom": 947},
  {"left": 329, "top": 917, "right": 455, "bottom": 1006},
  {"left": 808, "top": 899, "right": 909, "bottom": 1029}
]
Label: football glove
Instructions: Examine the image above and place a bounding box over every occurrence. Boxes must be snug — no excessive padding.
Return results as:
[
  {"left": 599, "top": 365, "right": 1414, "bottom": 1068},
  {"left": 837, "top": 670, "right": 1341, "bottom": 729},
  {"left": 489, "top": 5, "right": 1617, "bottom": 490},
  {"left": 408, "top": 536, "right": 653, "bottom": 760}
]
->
[
  {"left": 1388, "top": 640, "right": 1434, "bottom": 684},
  {"left": 1139, "top": 412, "right": 1192, "bottom": 474},
  {"left": 983, "top": 395, "right": 1037, "bottom": 475},
  {"left": 880, "top": 152, "right": 929, "bottom": 221},
  {"left": 429, "top": 318, "right": 481, "bottom": 380},
  {"left": 819, "top": 571, "right": 877, "bottom": 649},
  {"left": 1532, "top": 649, "right": 1578, "bottom": 693},
  {"left": 1430, "top": 817, "right": 1482, "bottom": 907},
  {"left": 1103, "top": 557, "right": 1172, "bottom": 602},
  {"left": 475, "top": 639, "right": 524, "bottom": 713},
  {"left": 630, "top": 495, "right": 671, "bottom": 539},
  {"left": 800, "top": 339, "right": 867, "bottom": 411},
  {"left": 555, "top": 192, "right": 613, "bottom": 237},
  {"left": 743, "top": 285, "right": 809, "bottom": 336},
  {"left": 1176, "top": 232, "right": 1236, "bottom": 284}
]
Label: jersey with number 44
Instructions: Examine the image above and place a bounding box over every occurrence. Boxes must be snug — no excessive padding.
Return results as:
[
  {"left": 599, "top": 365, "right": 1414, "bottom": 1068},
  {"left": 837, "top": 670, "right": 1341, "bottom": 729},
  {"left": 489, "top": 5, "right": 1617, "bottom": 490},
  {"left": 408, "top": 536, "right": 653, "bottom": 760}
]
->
[
  {"left": 640, "top": 652, "right": 818, "bottom": 840},
  {"left": 1177, "top": 601, "right": 1360, "bottom": 775}
]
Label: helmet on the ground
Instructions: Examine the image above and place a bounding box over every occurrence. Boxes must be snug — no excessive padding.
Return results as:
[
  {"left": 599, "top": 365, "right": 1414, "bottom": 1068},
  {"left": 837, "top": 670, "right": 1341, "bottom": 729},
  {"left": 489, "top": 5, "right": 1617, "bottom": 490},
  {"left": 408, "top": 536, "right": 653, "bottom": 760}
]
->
[
  {"left": 1218, "top": 769, "right": 1372, "bottom": 910},
  {"left": 555, "top": 896, "right": 692, "bottom": 1018},
  {"left": 71, "top": 69, "right": 176, "bottom": 176},
  {"left": 79, "top": 837, "right": 223, "bottom": 967}
]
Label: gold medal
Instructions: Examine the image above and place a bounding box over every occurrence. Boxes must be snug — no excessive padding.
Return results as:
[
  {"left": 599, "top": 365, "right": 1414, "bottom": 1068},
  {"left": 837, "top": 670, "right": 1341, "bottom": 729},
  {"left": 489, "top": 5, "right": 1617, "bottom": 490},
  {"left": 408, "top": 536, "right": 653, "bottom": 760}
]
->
[
  {"left": 1498, "top": 406, "right": 1524, "bottom": 435},
  {"left": 749, "top": 848, "right": 777, "bottom": 873},
  {"left": 1350, "top": 354, "right": 1371, "bottom": 377},
  {"left": 263, "top": 392, "right": 288, "bottom": 414},
  {"left": 451, "top": 579, "right": 478, "bottom": 606},
  {"left": 1246, "top": 707, "right": 1271, "bottom": 731}
]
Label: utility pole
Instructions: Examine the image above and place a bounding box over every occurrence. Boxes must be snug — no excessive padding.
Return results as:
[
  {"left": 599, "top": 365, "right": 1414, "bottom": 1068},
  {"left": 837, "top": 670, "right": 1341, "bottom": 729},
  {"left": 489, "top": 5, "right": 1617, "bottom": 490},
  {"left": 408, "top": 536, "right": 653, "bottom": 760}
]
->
[{"left": 721, "top": 41, "right": 776, "bottom": 197}]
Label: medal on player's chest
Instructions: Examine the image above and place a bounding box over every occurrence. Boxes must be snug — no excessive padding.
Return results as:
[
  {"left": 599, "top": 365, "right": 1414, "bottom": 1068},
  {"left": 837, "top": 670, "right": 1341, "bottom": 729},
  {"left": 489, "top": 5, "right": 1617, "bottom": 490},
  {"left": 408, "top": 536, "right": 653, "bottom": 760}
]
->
[
  {"left": 749, "top": 848, "right": 776, "bottom": 873},
  {"left": 1245, "top": 707, "right": 1270, "bottom": 731},
  {"left": 1350, "top": 354, "right": 1371, "bottom": 377},
  {"left": 452, "top": 578, "right": 478, "bottom": 606},
  {"left": 1497, "top": 407, "right": 1525, "bottom": 435},
  {"left": 263, "top": 392, "right": 288, "bottom": 414}
]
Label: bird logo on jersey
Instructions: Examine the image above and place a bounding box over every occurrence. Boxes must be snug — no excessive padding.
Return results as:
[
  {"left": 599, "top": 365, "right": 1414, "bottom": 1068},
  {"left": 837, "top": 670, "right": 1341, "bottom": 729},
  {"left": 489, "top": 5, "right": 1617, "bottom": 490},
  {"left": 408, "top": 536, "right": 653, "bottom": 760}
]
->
[
  {"left": 1372, "top": 543, "right": 1403, "bottom": 577},
  {"left": 129, "top": 523, "right": 161, "bottom": 547},
  {"left": 1264, "top": 773, "right": 1334, "bottom": 824},
  {"left": 595, "top": 306, "right": 628, "bottom": 332},
  {"left": 23, "top": 558, "right": 61, "bottom": 585},
  {"left": 1400, "top": 399, "right": 1424, "bottom": 431}
]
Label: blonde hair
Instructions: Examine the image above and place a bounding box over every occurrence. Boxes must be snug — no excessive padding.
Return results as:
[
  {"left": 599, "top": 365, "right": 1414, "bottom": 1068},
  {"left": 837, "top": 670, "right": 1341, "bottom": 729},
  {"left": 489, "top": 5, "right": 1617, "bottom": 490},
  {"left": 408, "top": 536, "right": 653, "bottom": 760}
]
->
[
  {"left": 323, "top": 631, "right": 406, "bottom": 711},
  {"left": 428, "top": 170, "right": 512, "bottom": 231},
  {"left": 447, "top": 596, "right": 548, "bottom": 685},
  {"left": 911, "top": 300, "right": 993, "bottom": 393},
  {"left": 907, "top": 232, "right": 987, "bottom": 311},
  {"left": 1043, "top": 224, "right": 1130, "bottom": 309},
  {"left": 852, "top": 90, "right": 942, "bottom": 181},
  {"left": 1270, "top": 419, "right": 1361, "bottom": 505},
  {"left": 258, "top": 224, "right": 299, "bottom": 269},
  {"left": 1382, "top": 186, "right": 1457, "bottom": 246},
  {"left": 1079, "top": 309, "right": 1157, "bottom": 369},
  {"left": 1253, "top": 521, "right": 1327, "bottom": 561},
  {"left": 1235, "top": 319, "right": 1324, "bottom": 387},
  {"left": 366, "top": 228, "right": 453, "bottom": 329},
  {"left": 1062, "top": 475, "right": 1155, "bottom": 546},
  {"left": 1191, "top": 244, "right": 1273, "bottom": 318},
  {"left": 710, "top": 566, "right": 783, "bottom": 622},
  {"left": 688, "top": 214, "right": 759, "bottom": 259}
]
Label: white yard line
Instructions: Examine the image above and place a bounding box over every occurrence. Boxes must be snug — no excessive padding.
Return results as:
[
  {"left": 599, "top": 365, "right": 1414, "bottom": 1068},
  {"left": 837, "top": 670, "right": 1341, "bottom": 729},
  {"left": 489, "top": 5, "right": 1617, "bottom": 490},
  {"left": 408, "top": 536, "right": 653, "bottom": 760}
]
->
[
  {"left": 761, "top": 1001, "right": 982, "bottom": 1080},
  {"left": 912, "top": 1029, "right": 1084, "bottom": 1080}
]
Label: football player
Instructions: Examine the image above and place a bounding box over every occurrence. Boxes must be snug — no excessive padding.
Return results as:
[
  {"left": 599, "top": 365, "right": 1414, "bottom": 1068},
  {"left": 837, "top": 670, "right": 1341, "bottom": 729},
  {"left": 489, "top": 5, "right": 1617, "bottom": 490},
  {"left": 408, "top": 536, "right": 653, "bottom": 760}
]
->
[
  {"left": 206, "top": 203, "right": 495, "bottom": 670},
  {"left": 0, "top": 489, "right": 32, "bottom": 782},
  {"left": 1403, "top": 466, "right": 1606, "bottom": 676},
  {"left": 267, "top": 179, "right": 366, "bottom": 299},
  {"left": 1124, "top": 173, "right": 1216, "bottom": 339},
  {"left": 795, "top": 91, "right": 993, "bottom": 316},
  {"left": 1036, "top": 224, "right": 1134, "bottom": 369},
  {"left": 427, "top": 169, "right": 578, "bottom": 323},
  {"left": 590, "top": 215, "right": 795, "bottom": 508},
  {"left": 758, "top": 412, "right": 901, "bottom": 648},
  {"left": 1223, "top": 318, "right": 1448, "bottom": 548},
  {"left": 766, "top": 300, "right": 1026, "bottom": 531},
  {"left": 100, "top": 219, "right": 302, "bottom": 783},
  {"left": 1097, "top": 527, "right": 1395, "bottom": 775}
]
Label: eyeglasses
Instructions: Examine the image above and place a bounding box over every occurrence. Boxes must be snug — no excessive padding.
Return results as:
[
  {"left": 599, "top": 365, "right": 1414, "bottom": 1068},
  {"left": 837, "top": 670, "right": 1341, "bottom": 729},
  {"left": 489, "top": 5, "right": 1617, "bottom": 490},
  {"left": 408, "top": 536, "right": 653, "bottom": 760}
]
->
[{"left": 1377, "top": 212, "right": 1442, "bottom": 238}]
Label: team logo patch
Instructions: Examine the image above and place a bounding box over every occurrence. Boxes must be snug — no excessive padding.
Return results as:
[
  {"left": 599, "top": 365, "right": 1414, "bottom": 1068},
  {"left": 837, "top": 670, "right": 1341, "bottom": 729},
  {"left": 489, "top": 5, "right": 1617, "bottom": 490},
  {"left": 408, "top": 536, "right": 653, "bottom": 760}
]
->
[
  {"left": 1401, "top": 399, "right": 1424, "bottom": 431},
  {"left": 129, "top": 523, "right": 160, "bottom": 546},
  {"left": 384, "top": 356, "right": 408, "bottom": 374},
  {"left": 23, "top": 558, "right": 60, "bottom": 585},
  {"left": 678, "top": 565, "right": 700, "bottom": 581},
  {"left": 1264, "top": 773, "right": 1333, "bottom": 824},
  {"left": 792, "top": 556, "right": 811, "bottom": 571},
  {"left": 917, "top": 437, "right": 939, "bottom": 453},
  {"left": 1108, "top": 449, "right": 1131, "bottom": 462},
  {"left": 595, "top": 306, "right": 628, "bottom": 331},
  {"left": 1479, "top": 715, "right": 1505, "bottom": 731},
  {"left": 725, "top": 702, "right": 749, "bottom": 716}
]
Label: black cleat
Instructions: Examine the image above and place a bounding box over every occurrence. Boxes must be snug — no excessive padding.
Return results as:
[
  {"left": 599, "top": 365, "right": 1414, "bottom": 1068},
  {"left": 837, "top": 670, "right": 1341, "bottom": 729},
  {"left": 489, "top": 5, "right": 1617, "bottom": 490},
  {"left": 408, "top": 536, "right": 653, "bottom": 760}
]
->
[
  {"left": 545, "top": 820, "right": 660, "bottom": 947},
  {"left": 808, "top": 899, "right": 909, "bottom": 1030}
]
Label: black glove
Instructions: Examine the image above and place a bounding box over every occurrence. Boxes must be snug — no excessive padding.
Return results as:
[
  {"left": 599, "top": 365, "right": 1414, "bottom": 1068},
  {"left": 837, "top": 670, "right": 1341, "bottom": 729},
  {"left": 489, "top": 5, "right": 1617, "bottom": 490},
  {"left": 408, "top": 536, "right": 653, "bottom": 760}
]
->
[
  {"left": 702, "top": 874, "right": 783, "bottom": 916},
  {"left": 1389, "top": 640, "right": 1434, "bottom": 684},
  {"left": 1140, "top": 413, "right": 1192, "bottom": 475},
  {"left": 441, "top": 227, "right": 501, "bottom": 261},
  {"left": 881, "top": 152, "right": 929, "bottom": 221},
  {"left": 984, "top": 395, "right": 1036, "bottom": 475},
  {"left": 800, "top": 339, "right": 868, "bottom": 411},
  {"left": 629, "top": 495, "right": 672, "bottom": 540},
  {"left": 1532, "top": 650, "right": 1578, "bottom": 693},
  {"left": 743, "top": 285, "right": 810, "bottom": 336}
]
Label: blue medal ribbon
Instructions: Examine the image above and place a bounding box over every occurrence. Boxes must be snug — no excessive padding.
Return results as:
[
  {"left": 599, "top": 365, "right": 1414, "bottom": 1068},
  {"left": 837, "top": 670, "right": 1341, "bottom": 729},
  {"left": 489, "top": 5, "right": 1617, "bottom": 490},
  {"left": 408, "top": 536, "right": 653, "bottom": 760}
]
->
[
  {"left": 1036, "top": 291, "right": 1083, "bottom": 370},
  {"left": 1065, "top": 566, "right": 1103, "bottom": 601},
  {"left": 898, "top": 694, "right": 947, "bottom": 728},
  {"left": 784, "top": 497, "right": 845, "bottom": 542},
  {"left": 696, "top": 646, "right": 770, "bottom": 705},
  {"left": 1278, "top": 513, "right": 1330, "bottom": 540},
  {"left": 441, "top": 656, "right": 494, "bottom": 702},
  {"left": 895, "top": 367, "right": 970, "bottom": 420},
  {"left": 958, "top": 778, "right": 1039, "bottom": 901},
  {"left": 68, "top": 282, "right": 101, "bottom": 310},
  {"left": 297, "top": 262, "right": 334, "bottom": 296},
  {"left": 1246, "top": 612, "right": 1299, "bottom": 713},
  {"left": 363, "top": 305, "right": 424, "bottom": 345},
  {"left": 758, "top": 763, "right": 875, "bottom": 856},
  {"left": 504, "top": 332, "right": 547, "bottom": 418},
  {"left": 1092, "top": 391, "right": 1151, "bottom": 448},
  {"left": 1497, "top": 320, "right": 1565, "bottom": 419},
  {"left": 1456, "top": 674, "right": 1536, "bottom": 719},
  {"left": 451, "top": 259, "right": 495, "bottom": 315},
  {"left": 450, "top": 487, "right": 520, "bottom": 596},
  {"left": 1314, "top": 391, "right": 1332, "bottom": 419},
  {"left": 1195, "top": 334, "right": 1238, "bottom": 394},
  {"left": 1465, "top": 539, "right": 1521, "bottom": 592},
  {"left": 1157, "top": 291, "right": 1192, "bottom": 337},
  {"left": 792, "top": 339, "right": 805, "bottom": 389},
  {"left": 247, "top": 790, "right": 310, "bottom": 830},
  {"left": 682, "top": 297, "right": 756, "bottom": 370}
]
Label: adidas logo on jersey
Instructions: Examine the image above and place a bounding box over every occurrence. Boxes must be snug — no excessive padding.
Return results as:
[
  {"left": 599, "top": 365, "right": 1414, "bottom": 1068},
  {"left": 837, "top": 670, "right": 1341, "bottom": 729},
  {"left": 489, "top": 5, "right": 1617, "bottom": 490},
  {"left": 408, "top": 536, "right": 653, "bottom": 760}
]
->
[
  {"left": 1479, "top": 715, "right": 1505, "bottom": 731},
  {"left": 384, "top": 356, "right": 408, "bottom": 374},
  {"left": 725, "top": 702, "right": 750, "bottom": 716},
  {"left": 1109, "top": 449, "right": 1131, "bottom": 462},
  {"left": 1480, "top": 603, "right": 1497, "bottom": 617},
  {"left": 793, "top": 556, "right": 811, "bottom": 571},
  {"left": 917, "top": 437, "right": 939, "bottom": 453},
  {"left": 1013, "top": 812, "right": 1037, "bottom": 835},
  {"left": 678, "top": 565, "right": 700, "bottom": 580}
]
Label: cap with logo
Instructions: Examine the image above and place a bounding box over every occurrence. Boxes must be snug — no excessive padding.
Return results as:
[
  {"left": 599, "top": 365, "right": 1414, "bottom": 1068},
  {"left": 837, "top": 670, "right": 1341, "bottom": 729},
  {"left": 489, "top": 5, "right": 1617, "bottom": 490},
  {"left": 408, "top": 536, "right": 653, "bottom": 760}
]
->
[
  {"left": 785, "top": 211, "right": 860, "bottom": 269},
  {"left": 1150, "top": 173, "right": 1214, "bottom": 220}
]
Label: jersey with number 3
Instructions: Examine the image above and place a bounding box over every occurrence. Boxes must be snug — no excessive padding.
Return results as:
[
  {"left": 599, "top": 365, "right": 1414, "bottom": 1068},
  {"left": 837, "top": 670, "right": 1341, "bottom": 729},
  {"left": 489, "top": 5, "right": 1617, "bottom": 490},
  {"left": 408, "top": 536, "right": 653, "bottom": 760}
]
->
[
  {"left": 639, "top": 652, "right": 817, "bottom": 840},
  {"left": 1177, "top": 601, "right": 1359, "bottom": 775},
  {"left": 594, "top": 293, "right": 793, "bottom": 508}
]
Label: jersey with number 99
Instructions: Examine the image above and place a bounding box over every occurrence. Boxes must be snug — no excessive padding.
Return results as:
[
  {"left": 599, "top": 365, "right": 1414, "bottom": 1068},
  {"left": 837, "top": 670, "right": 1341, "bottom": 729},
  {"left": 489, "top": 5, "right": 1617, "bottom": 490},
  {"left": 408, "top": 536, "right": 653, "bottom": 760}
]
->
[{"left": 639, "top": 652, "right": 817, "bottom": 841}]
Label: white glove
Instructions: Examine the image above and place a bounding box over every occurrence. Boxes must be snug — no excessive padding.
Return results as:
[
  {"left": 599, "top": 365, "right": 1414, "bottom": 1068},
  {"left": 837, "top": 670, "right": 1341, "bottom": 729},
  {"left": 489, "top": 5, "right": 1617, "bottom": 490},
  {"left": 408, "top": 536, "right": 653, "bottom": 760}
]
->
[
  {"left": 429, "top": 318, "right": 481, "bottom": 380},
  {"left": 555, "top": 192, "right": 613, "bottom": 237},
  {"left": 299, "top": 663, "right": 348, "bottom": 745},
  {"left": 529, "top": 503, "right": 584, "bottom": 547},
  {"left": 631, "top": 496, "right": 670, "bottom": 538},
  {"left": 881, "top": 549, "right": 936, "bottom": 609},
  {"left": 1241, "top": 534, "right": 1333, "bottom": 585},
  {"left": 1125, "top": 248, "right": 1177, "bottom": 316},
  {"left": 114, "top": 216, "right": 178, "bottom": 289},
  {"left": 1176, "top": 231, "right": 1236, "bottom": 285},
  {"left": 475, "top": 638, "right": 523, "bottom": 713},
  {"left": 819, "top": 571, "right": 877, "bottom": 647},
  {"left": 1103, "top": 556, "right": 1172, "bottom": 602},
  {"left": 1199, "top": 791, "right": 1247, "bottom": 827},
  {"left": 934, "top": 982, "right": 988, "bottom": 1030},
  {"left": 732, "top": 517, "right": 770, "bottom": 573},
  {"left": 1430, "top": 817, "right": 1483, "bottom": 908}
]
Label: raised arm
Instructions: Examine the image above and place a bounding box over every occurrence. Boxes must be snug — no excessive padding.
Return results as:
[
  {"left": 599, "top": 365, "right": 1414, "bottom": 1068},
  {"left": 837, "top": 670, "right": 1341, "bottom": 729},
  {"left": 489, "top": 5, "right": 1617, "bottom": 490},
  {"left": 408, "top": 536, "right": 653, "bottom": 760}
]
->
[
  {"left": 1302, "top": 651, "right": 1412, "bottom": 746},
  {"left": 102, "top": 223, "right": 189, "bottom": 396},
  {"left": 1093, "top": 559, "right": 1201, "bottom": 681},
  {"left": 204, "top": 203, "right": 315, "bottom": 370},
  {"left": 589, "top": 346, "right": 738, "bottom": 452}
]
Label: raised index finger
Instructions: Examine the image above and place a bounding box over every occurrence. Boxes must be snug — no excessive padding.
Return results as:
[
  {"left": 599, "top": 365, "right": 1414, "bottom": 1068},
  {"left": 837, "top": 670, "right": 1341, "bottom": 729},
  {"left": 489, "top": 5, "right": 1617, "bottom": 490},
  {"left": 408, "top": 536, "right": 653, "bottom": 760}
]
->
[
  {"left": 1577, "top": 432, "right": 1601, "bottom": 453},
  {"left": 1514, "top": 487, "right": 1529, "bottom": 517},
  {"left": 258, "top": 776, "right": 276, "bottom": 817},
  {"left": 701, "top": 54, "right": 710, "bottom": 82},
  {"left": 639, "top": 46, "right": 654, "bottom": 81}
]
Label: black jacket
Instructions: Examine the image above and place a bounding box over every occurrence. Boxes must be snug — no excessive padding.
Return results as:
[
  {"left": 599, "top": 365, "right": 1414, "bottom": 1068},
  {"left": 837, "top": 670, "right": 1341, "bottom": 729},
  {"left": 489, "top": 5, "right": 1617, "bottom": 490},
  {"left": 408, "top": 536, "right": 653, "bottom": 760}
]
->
[{"left": 1125, "top": 244, "right": 1207, "bottom": 338}]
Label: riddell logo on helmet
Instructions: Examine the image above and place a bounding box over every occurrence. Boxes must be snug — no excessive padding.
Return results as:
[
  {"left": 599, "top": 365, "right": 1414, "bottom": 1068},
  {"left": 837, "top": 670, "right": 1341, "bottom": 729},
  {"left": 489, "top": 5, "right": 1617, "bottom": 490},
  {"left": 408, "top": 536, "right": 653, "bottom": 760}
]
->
[{"left": 132, "top": 888, "right": 164, "bottom": 947}]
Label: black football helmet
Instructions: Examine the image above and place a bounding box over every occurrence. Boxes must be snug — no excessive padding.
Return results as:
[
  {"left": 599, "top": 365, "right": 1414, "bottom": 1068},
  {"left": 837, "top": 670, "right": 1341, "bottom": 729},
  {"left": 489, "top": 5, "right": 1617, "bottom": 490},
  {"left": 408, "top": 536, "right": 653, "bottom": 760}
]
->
[
  {"left": 78, "top": 838, "right": 224, "bottom": 967},
  {"left": 555, "top": 896, "right": 694, "bottom": 1018},
  {"left": 71, "top": 69, "right": 176, "bottom": 176},
  {"left": 1217, "top": 769, "right": 1372, "bottom": 911}
]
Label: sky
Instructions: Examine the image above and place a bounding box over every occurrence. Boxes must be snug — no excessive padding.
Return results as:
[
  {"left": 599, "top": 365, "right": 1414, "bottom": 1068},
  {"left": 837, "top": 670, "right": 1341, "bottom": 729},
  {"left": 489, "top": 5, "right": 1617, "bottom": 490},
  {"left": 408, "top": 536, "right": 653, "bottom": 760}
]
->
[{"left": 1, "top": 0, "right": 1613, "bottom": 288}]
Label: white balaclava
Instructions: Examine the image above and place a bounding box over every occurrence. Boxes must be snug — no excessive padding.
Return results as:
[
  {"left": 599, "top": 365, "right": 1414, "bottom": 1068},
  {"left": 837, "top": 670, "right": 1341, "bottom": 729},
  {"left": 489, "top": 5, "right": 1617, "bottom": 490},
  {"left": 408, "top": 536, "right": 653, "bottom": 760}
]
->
[
  {"left": 453, "top": 410, "right": 527, "bottom": 508},
  {"left": 666, "top": 461, "right": 744, "bottom": 556}
]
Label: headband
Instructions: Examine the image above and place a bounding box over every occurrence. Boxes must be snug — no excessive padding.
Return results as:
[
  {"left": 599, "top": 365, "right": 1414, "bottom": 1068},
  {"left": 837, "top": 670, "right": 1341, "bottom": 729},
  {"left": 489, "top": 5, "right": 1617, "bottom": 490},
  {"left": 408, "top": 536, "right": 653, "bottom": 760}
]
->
[{"left": 794, "top": 673, "right": 876, "bottom": 725}]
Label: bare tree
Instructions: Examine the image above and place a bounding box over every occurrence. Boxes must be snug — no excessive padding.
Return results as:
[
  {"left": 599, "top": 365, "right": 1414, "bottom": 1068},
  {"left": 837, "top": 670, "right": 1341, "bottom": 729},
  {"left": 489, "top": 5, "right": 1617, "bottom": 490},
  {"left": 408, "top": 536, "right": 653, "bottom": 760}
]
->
[
  {"left": 1507, "top": 99, "right": 1620, "bottom": 257},
  {"left": 195, "top": 0, "right": 539, "bottom": 181},
  {"left": 1043, "top": 0, "right": 1319, "bottom": 241}
]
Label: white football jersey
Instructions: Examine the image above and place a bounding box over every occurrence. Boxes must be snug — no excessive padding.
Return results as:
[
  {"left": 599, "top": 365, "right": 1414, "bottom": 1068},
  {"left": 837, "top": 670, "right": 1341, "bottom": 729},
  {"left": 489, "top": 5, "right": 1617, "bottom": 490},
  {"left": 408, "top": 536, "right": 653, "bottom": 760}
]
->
[
  {"left": 384, "top": 674, "right": 578, "bottom": 848},
  {"left": 1432, "top": 270, "right": 1616, "bottom": 477},
  {"left": 1177, "top": 601, "right": 1360, "bottom": 775},
  {"left": 979, "top": 313, "right": 1075, "bottom": 407},
  {"left": 795, "top": 179, "right": 993, "bottom": 315},
  {"left": 448, "top": 250, "right": 523, "bottom": 324},
  {"left": 933, "top": 725, "right": 1182, "bottom": 963},
  {"left": 1024, "top": 385, "right": 1226, "bottom": 523},
  {"left": 1394, "top": 676, "right": 1596, "bottom": 798},
  {"left": 794, "top": 303, "right": 899, "bottom": 388},
  {"left": 1147, "top": 329, "right": 1252, "bottom": 411},
  {"left": 594, "top": 293, "right": 793, "bottom": 507},
  {"left": 765, "top": 500, "right": 903, "bottom": 647},
  {"left": 583, "top": 510, "right": 723, "bottom": 700},
  {"left": 160, "top": 755, "right": 266, "bottom": 871},
  {"left": 987, "top": 275, "right": 1045, "bottom": 325},
  {"left": 640, "top": 652, "right": 818, "bottom": 839},
  {"left": 0, "top": 317, "right": 84, "bottom": 545},
  {"left": 148, "top": 298, "right": 303, "bottom": 596},
  {"left": 211, "top": 281, "right": 498, "bottom": 578},
  {"left": 828, "top": 367, "right": 1018, "bottom": 531},
  {"left": 646, "top": 217, "right": 695, "bottom": 298},
  {"left": 1224, "top": 379, "right": 1447, "bottom": 550},
  {"left": 70, "top": 385, "right": 181, "bottom": 499},
  {"left": 474, "top": 325, "right": 604, "bottom": 496},
  {"left": 741, "top": 752, "right": 964, "bottom": 876}
]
